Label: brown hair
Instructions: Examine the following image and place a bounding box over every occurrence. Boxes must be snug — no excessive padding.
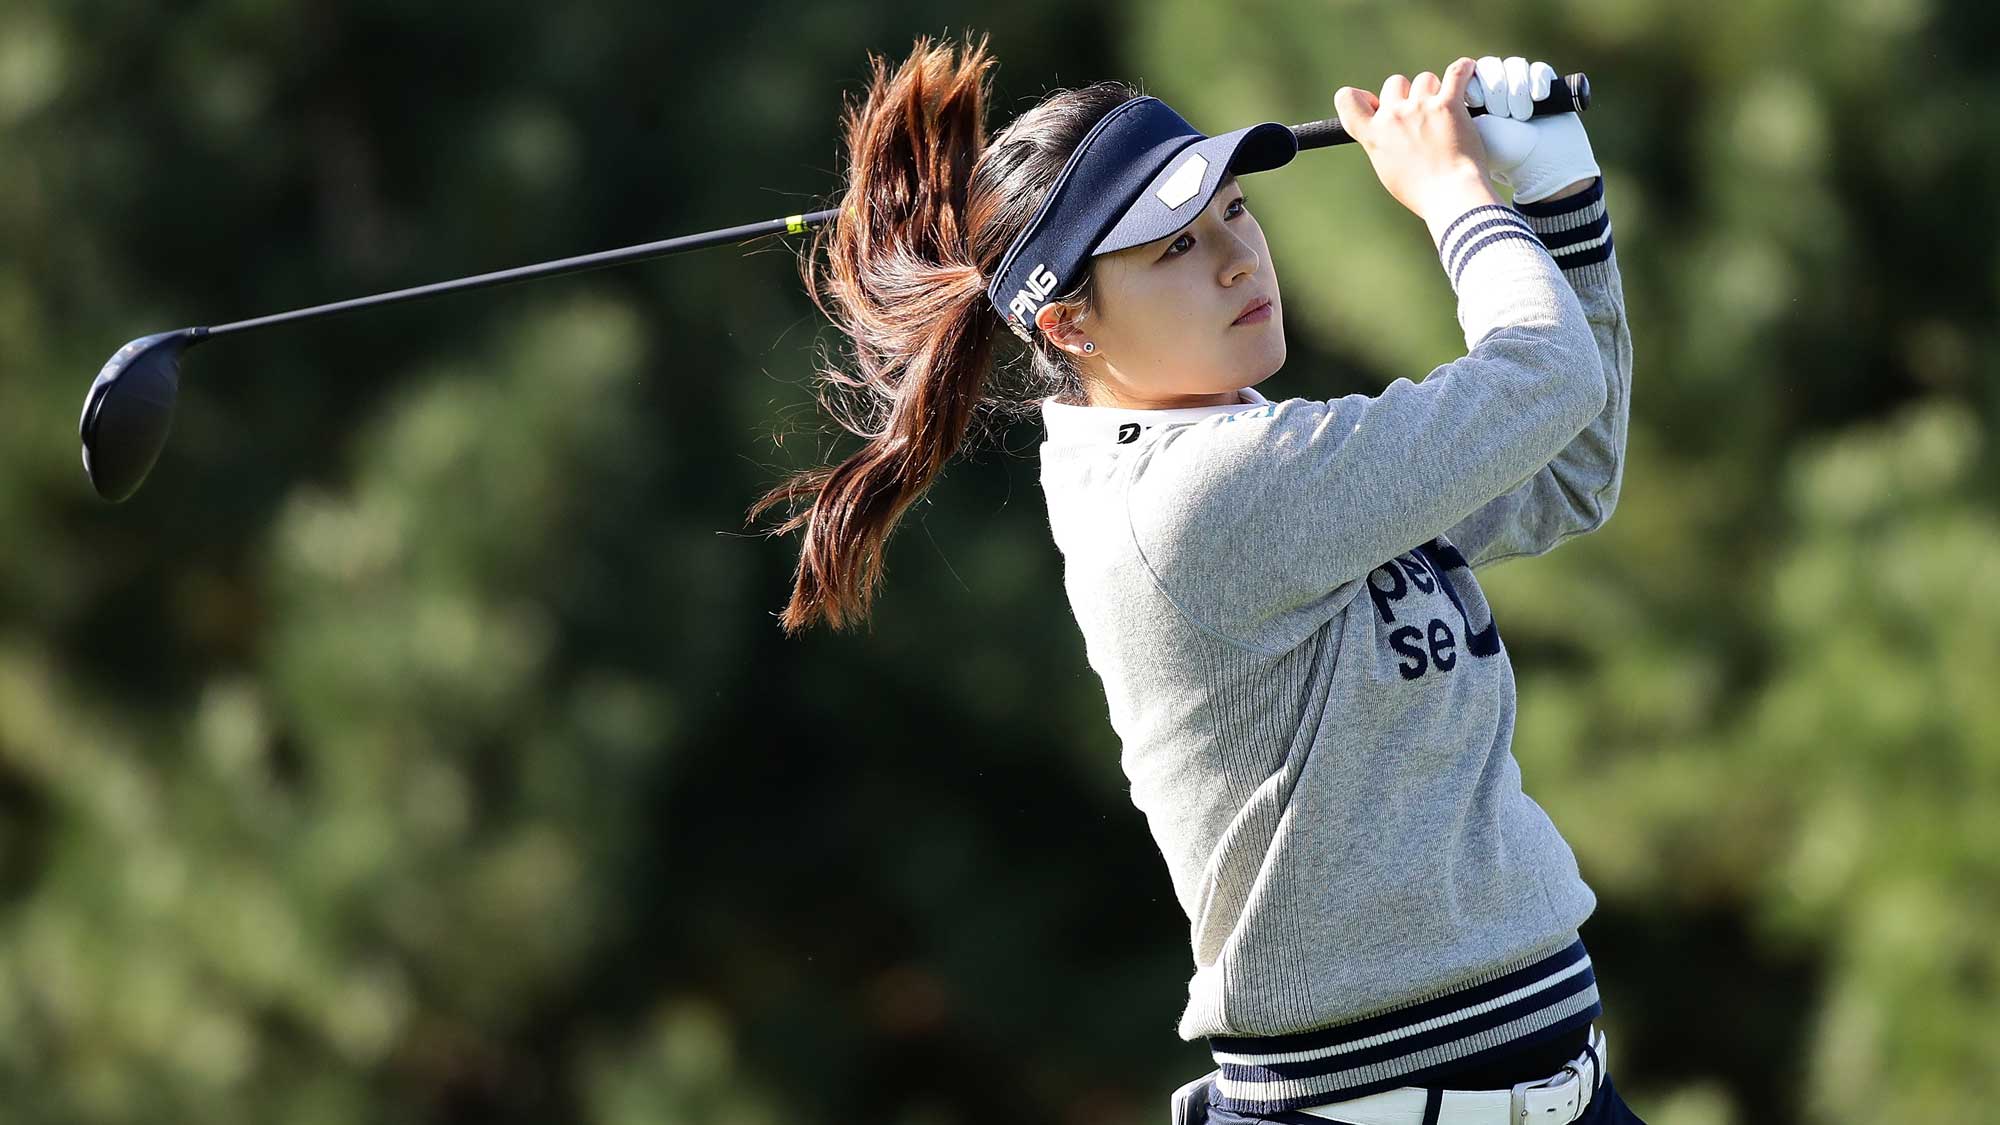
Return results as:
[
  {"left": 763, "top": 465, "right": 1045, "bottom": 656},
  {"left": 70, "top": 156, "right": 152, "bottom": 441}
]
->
[{"left": 745, "top": 30, "right": 1142, "bottom": 635}]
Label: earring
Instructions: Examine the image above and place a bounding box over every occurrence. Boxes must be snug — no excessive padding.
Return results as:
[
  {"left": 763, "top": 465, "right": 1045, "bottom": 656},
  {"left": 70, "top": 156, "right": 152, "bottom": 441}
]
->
[{"left": 1082, "top": 342, "right": 1095, "bottom": 353}]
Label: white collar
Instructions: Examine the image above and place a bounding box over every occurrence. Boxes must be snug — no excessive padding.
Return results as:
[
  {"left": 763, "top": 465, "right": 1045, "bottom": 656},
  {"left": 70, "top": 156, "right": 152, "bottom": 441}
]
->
[{"left": 1042, "top": 384, "right": 1272, "bottom": 448}]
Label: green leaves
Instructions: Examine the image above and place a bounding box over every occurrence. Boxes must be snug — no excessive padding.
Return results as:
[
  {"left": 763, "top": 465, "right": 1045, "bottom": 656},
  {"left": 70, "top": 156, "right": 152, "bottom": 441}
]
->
[{"left": 1, "top": 2, "right": 1997, "bottom": 1122}]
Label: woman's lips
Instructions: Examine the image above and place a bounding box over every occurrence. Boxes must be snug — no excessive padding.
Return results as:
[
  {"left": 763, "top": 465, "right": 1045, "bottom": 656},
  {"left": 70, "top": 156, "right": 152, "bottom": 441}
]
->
[{"left": 1232, "top": 297, "right": 1273, "bottom": 325}]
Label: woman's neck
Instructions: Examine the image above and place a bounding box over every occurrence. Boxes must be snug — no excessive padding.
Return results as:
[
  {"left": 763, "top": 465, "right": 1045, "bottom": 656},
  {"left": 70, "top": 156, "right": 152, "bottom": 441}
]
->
[{"left": 1085, "top": 385, "right": 1245, "bottom": 410}]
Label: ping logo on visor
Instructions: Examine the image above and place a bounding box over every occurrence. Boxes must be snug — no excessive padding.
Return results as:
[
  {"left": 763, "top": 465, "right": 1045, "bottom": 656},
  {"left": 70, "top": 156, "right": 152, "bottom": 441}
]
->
[
  {"left": 1006, "top": 263, "right": 1059, "bottom": 339},
  {"left": 985, "top": 96, "right": 1298, "bottom": 345}
]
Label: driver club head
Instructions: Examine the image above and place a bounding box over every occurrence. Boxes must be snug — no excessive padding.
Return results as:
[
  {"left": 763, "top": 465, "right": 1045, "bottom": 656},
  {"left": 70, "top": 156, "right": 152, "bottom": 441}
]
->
[{"left": 79, "top": 328, "right": 204, "bottom": 502}]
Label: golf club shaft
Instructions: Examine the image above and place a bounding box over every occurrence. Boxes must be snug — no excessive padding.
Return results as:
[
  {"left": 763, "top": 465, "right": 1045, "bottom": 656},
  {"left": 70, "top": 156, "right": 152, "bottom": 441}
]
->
[
  {"left": 202, "top": 211, "right": 832, "bottom": 339},
  {"left": 202, "top": 72, "right": 1586, "bottom": 341}
]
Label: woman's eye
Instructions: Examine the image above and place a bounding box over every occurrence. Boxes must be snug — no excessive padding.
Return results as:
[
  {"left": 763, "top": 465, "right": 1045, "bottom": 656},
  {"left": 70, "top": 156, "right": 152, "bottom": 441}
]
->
[{"left": 1163, "top": 197, "right": 1248, "bottom": 259}]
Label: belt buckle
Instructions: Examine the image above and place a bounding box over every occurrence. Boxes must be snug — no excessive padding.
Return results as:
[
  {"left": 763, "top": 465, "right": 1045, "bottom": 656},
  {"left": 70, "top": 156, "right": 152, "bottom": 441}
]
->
[{"left": 1508, "top": 1060, "right": 1584, "bottom": 1124}]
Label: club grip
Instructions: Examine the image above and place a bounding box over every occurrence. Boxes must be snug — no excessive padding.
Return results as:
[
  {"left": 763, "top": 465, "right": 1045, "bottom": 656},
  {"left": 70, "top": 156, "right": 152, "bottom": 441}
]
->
[{"left": 1291, "top": 71, "right": 1589, "bottom": 151}]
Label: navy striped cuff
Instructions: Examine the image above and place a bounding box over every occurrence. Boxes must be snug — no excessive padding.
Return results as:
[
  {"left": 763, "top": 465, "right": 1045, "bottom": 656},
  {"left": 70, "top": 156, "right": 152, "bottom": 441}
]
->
[
  {"left": 1517, "top": 176, "right": 1614, "bottom": 281},
  {"left": 1205, "top": 936, "right": 1604, "bottom": 1116},
  {"left": 1435, "top": 204, "right": 1543, "bottom": 293}
]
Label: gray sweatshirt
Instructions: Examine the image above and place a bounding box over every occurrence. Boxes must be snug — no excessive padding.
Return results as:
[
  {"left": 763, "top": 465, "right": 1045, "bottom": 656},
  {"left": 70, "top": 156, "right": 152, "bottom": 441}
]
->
[{"left": 1036, "top": 177, "right": 1630, "bottom": 1115}]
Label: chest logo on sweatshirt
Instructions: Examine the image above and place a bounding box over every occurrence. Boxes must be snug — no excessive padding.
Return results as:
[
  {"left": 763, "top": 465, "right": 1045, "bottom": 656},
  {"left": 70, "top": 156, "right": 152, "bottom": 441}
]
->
[
  {"left": 1108, "top": 402, "right": 1275, "bottom": 446},
  {"left": 1364, "top": 538, "right": 1500, "bottom": 681}
]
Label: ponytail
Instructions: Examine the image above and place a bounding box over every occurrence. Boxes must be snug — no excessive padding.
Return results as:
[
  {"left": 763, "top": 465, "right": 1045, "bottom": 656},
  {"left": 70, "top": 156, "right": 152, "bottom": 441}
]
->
[{"left": 747, "top": 30, "right": 1140, "bottom": 635}]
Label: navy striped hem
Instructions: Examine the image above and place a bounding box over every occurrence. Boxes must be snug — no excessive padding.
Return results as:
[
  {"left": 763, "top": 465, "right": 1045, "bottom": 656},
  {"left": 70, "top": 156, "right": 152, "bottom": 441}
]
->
[
  {"left": 1517, "top": 176, "right": 1614, "bottom": 272},
  {"left": 1205, "top": 937, "right": 1604, "bottom": 1116},
  {"left": 1451, "top": 228, "right": 1543, "bottom": 290},
  {"left": 1434, "top": 204, "right": 1538, "bottom": 294}
]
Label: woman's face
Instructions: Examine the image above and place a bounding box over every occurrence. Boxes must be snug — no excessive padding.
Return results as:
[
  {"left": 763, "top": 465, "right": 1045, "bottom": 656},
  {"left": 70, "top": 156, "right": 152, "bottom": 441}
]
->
[{"left": 1037, "top": 173, "right": 1284, "bottom": 409}]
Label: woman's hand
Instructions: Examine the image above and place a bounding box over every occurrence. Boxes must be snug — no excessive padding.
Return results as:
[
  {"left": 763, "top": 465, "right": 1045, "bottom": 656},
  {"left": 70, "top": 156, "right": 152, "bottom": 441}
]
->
[
  {"left": 1463, "top": 55, "right": 1602, "bottom": 204},
  {"left": 1335, "top": 59, "right": 1503, "bottom": 228}
]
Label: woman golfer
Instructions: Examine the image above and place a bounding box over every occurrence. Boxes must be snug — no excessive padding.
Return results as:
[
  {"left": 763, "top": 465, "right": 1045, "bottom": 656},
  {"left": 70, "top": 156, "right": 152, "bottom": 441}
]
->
[{"left": 750, "top": 32, "right": 1641, "bottom": 1125}]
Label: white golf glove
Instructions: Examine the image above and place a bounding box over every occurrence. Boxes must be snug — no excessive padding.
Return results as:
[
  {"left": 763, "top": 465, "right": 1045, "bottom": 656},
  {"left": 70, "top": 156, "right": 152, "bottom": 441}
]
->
[{"left": 1464, "top": 55, "right": 1600, "bottom": 204}]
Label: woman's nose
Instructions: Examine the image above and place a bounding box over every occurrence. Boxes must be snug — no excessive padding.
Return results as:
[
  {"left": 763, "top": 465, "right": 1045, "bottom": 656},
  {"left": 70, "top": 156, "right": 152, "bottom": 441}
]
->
[{"left": 1223, "top": 249, "right": 1258, "bottom": 283}]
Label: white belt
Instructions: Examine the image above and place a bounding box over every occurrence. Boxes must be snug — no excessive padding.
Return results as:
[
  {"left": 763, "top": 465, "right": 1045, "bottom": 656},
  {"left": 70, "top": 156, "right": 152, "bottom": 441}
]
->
[{"left": 1297, "top": 1025, "right": 1608, "bottom": 1125}]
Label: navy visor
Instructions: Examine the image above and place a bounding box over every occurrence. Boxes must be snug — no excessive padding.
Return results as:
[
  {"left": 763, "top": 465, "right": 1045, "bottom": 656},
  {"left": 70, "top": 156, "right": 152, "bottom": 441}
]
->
[{"left": 987, "top": 95, "right": 1298, "bottom": 344}]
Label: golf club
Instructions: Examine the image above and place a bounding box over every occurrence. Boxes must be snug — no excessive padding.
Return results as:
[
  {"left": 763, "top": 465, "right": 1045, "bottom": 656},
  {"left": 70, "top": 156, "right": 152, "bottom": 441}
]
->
[{"left": 77, "top": 73, "right": 1589, "bottom": 502}]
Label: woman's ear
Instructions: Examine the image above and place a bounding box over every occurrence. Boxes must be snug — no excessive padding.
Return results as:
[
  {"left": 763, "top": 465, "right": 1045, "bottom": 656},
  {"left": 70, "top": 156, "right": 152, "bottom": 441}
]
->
[{"left": 1035, "top": 301, "right": 1094, "bottom": 358}]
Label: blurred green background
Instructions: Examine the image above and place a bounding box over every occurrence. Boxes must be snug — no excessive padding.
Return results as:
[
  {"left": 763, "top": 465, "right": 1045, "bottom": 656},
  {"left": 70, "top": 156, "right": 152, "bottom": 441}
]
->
[{"left": 2, "top": 0, "right": 1996, "bottom": 1122}]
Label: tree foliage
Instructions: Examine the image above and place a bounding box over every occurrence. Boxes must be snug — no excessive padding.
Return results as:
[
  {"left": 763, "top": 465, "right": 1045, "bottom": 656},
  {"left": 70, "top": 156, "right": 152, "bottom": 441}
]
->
[{"left": 0, "top": 2, "right": 1993, "bottom": 1122}]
